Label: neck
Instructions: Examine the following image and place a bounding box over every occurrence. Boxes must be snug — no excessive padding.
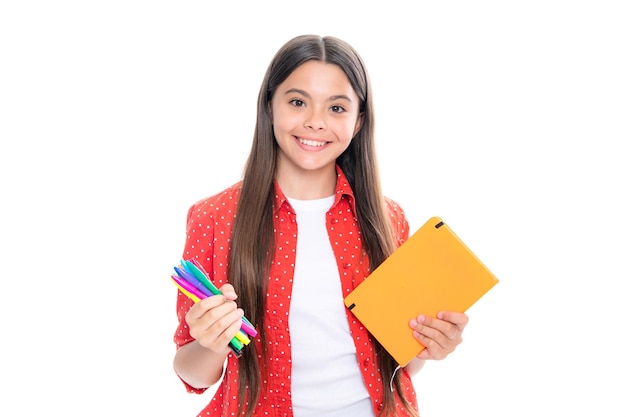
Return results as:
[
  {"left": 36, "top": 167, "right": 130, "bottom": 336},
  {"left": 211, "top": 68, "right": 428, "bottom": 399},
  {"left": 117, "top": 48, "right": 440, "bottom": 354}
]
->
[{"left": 275, "top": 165, "right": 337, "bottom": 200}]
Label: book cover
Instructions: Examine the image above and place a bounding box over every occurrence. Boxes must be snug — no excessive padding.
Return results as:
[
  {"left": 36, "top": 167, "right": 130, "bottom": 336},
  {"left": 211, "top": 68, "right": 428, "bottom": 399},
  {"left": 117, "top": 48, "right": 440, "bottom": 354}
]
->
[{"left": 344, "top": 216, "right": 499, "bottom": 366}]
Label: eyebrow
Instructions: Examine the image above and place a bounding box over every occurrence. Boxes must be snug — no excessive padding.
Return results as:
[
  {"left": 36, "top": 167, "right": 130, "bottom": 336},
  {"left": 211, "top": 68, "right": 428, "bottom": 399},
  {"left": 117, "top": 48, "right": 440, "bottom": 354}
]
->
[{"left": 284, "top": 88, "right": 353, "bottom": 103}]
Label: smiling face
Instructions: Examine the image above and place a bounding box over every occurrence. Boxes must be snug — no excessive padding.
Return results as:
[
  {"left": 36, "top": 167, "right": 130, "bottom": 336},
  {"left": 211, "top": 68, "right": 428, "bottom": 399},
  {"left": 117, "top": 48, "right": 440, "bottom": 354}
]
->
[{"left": 271, "top": 60, "right": 362, "bottom": 194}]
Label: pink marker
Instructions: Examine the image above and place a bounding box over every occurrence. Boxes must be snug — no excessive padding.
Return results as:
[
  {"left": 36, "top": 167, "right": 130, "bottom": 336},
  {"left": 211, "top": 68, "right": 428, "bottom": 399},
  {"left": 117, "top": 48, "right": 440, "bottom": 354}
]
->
[{"left": 171, "top": 274, "right": 207, "bottom": 301}]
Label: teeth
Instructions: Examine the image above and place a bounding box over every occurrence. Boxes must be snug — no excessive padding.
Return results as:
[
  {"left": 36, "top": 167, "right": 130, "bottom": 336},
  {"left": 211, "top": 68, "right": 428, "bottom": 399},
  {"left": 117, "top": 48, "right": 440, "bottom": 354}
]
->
[{"left": 298, "top": 138, "right": 326, "bottom": 147}]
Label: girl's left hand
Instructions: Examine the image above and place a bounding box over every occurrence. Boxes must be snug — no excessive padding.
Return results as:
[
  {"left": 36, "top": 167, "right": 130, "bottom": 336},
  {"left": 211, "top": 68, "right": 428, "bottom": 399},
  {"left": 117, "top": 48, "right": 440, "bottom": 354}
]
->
[{"left": 409, "top": 311, "right": 469, "bottom": 360}]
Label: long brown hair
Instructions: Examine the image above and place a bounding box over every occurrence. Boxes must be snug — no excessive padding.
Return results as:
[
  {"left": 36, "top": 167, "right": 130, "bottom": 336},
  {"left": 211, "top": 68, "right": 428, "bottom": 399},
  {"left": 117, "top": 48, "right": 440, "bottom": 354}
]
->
[{"left": 228, "top": 34, "right": 417, "bottom": 417}]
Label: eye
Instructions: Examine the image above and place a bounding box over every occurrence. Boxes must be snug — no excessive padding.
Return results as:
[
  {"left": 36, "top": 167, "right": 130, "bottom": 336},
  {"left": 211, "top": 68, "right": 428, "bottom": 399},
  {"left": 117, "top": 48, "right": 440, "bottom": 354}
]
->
[
  {"left": 330, "top": 105, "right": 346, "bottom": 113},
  {"left": 289, "top": 99, "right": 305, "bottom": 107}
]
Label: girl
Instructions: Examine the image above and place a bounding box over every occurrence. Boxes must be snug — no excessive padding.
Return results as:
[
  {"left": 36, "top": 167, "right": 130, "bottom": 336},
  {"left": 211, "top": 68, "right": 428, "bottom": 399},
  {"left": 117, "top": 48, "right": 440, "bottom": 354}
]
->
[{"left": 173, "top": 34, "right": 468, "bottom": 417}]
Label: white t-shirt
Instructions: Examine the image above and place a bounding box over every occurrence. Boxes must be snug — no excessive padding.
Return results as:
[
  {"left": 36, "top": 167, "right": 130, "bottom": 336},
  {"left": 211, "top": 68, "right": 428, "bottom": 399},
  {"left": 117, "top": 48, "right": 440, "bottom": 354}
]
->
[{"left": 287, "top": 196, "right": 374, "bottom": 417}]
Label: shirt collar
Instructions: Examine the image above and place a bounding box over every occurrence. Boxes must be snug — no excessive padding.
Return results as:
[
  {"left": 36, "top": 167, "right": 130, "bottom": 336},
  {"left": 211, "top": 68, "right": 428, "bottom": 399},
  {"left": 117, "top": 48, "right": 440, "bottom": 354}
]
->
[{"left": 273, "top": 165, "right": 356, "bottom": 214}]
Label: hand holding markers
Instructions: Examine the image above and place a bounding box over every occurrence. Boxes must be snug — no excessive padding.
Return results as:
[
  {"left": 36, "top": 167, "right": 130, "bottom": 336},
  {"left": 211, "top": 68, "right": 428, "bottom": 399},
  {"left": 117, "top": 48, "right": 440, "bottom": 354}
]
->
[{"left": 171, "top": 258, "right": 258, "bottom": 356}]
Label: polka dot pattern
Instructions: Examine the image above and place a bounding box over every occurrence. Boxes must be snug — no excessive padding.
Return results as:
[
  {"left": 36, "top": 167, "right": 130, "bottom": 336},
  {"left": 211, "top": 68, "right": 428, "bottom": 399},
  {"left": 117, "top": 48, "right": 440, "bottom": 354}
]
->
[{"left": 173, "top": 168, "right": 417, "bottom": 416}]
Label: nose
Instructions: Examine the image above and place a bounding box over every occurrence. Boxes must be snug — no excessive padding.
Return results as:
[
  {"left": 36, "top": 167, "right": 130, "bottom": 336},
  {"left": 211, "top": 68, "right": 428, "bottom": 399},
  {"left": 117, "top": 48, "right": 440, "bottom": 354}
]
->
[{"left": 305, "top": 108, "right": 326, "bottom": 130}]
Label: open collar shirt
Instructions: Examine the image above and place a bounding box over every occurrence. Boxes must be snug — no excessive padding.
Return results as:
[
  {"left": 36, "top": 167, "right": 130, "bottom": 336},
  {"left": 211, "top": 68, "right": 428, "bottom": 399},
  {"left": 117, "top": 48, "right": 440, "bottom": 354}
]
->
[{"left": 174, "top": 166, "right": 417, "bottom": 416}]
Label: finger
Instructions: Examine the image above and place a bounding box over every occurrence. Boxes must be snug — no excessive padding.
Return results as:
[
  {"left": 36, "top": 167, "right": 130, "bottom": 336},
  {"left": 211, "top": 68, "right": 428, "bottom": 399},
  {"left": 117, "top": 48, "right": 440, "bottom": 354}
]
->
[
  {"left": 413, "top": 331, "right": 448, "bottom": 360},
  {"left": 219, "top": 284, "right": 238, "bottom": 301},
  {"left": 410, "top": 314, "right": 460, "bottom": 342},
  {"left": 202, "top": 307, "right": 245, "bottom": 345},
  {"left": 186, "top": 294, "right": 230, "bottom": 322},
  {"left": 194, "top": 296, "right": 240, "bottom": 328},
  {"left": 409, "top": 315, "right": 461, "bottom": 357},
  {"left": 193, "top": 306, "right": 245, "bottom": 350},
  {"left": 412, "top": 326, "right": 455, "bottom": 354},
  {"left": 416, "top": 347, "right": 437, "bottom": 361},
  {"left": 436, "top": 311, "right": 469, "bottom": 330},
  {"left": 413, "top": 324, "right": 460, "bottom": 360}
]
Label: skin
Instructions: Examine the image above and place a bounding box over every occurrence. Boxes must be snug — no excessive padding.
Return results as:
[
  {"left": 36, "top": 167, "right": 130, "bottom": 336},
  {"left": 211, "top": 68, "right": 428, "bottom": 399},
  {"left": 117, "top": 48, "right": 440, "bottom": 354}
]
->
[
  {"left": 173, "top": 285, "right": 242, "bottom": 388},
  {"left": 173, "top": 61, "right": 468, "bottom": 388},
  {"left": 271, "top": 61, "right": 362, "bottom": 200},
  {"left": 405, "top": 311, "right": 469, "bottom": 376}
]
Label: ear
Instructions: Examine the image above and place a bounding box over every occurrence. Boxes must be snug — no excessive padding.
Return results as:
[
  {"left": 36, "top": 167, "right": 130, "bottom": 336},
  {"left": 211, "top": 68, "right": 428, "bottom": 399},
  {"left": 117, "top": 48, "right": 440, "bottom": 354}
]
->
[{"left": 353, "top": 113, "right": 364, "bottom": 137}]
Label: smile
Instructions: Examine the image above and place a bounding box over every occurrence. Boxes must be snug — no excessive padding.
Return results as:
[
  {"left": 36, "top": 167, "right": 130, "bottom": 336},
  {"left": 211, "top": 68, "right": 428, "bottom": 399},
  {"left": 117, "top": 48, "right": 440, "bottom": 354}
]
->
[{"left": 297, "top": 137, "right": 327, "bottom": 147}]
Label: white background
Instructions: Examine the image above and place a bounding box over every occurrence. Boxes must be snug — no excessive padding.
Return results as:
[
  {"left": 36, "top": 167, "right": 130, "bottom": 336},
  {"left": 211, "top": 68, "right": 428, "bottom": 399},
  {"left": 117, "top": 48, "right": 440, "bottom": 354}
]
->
[{"left": 1, "top": 1, "right": 624, "bottom": 416}]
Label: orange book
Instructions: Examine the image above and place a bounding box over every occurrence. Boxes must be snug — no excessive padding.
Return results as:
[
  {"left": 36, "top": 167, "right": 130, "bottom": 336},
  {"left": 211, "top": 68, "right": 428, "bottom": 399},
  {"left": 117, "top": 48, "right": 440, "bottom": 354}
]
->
[{"left": 344, "top": 216, "right": 499, "bottom": 367}]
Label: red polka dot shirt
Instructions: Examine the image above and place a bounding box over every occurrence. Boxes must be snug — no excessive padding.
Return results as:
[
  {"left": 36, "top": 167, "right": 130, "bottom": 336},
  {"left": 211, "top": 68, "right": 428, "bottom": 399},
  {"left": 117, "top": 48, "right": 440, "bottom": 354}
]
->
[{"left": 174, "top": 166, "right": 418, "bottom": 416}]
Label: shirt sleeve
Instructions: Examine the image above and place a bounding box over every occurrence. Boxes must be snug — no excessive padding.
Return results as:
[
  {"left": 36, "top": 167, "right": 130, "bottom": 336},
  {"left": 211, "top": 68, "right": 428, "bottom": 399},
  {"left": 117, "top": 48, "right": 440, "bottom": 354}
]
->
[
  {"left": 384, "top": 197, "right": 410, "bottom": 245},
  {"left": 172, "top": 200, "right": 217, "bottom": 394}
]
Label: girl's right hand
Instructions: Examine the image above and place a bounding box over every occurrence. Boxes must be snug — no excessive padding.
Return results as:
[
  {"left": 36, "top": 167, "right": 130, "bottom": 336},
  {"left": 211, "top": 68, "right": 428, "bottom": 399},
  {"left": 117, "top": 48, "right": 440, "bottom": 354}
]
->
[{"left": 185, "top": 284, "right": 245, "bottom": 355}]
